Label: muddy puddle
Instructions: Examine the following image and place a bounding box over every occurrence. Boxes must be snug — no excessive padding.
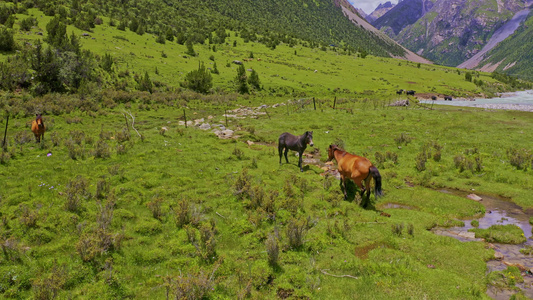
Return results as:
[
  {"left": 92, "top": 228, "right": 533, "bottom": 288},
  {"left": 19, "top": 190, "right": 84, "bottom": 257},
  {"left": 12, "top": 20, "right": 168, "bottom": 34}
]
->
[{"left": 430, "top": 189, "right": 533, "bottom": 299}]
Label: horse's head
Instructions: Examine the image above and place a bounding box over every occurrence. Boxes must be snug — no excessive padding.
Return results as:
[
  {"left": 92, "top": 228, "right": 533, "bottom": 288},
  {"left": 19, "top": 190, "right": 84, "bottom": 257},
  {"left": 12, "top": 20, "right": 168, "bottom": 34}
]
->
[
  {"left": 305, "top": 131, "right": 314, "bottom": 147},
  {"left": 327, "top": 144, "right": 338, "bottom": 161},
  {"left": 35, "top": 114, "right": 44, "bottom": 127}
]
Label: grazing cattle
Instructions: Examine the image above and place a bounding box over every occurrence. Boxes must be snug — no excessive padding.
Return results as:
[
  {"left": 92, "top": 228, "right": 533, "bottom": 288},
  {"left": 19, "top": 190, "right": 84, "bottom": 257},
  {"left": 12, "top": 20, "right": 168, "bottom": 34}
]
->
[
  {"left": 278, "top": 131, "right": 314, "bottom": 172},
  {"left": 406, "top": 90, "right": 416, "bottom": 96},
  {"left": 431, "top": 96, "right": 437, "bottom": 100},
  {"left": 327, "top": 144, "right": 383, "bottom": 207},
  {"left": 396, "top": 89, "right": 404, "bottom": 95},
  {"left": 31, "top": 114, "right": 46, "bottom": 143},
  {"left": 232, "top": 60, "right": 243, "bottom": 65},
  {"left": 444, "top": 96, "right": 453, "bottom": 101}
]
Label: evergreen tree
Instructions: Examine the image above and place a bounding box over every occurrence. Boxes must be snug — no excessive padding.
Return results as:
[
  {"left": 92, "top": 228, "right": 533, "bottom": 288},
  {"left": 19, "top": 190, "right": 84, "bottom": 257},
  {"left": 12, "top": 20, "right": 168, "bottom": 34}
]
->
[
  {"left": 46, "top": 16, "right": 68, "bottom": 49},
  {"left": 0, "top": 27, "right": 15, "bottom": 51},
  {"left": 248, "top": 69, "right": 260, "bottom": 90},
  {"left": 235, "top": 64, "right": 248, "bottom": 94},
  {"left": 212, "top": 62, "right": 219, "bottom": 75},
  {"left": 129, "top": 18, "right": 139, "bottom": 33},
  {"left": 139, "top": 71, "right": 153, "bottom": 93},
  {"left": 101, "top": 53, "right": 114, "bottom": 73},
  {"left": 156, "top": 33, "right": 166, "bottom": 44},
  {"left": 185, "top": 40, "right": 196, "bottom": 56},
  {"left": 184, "top": 62, "right": 213, "bottom": 94}
]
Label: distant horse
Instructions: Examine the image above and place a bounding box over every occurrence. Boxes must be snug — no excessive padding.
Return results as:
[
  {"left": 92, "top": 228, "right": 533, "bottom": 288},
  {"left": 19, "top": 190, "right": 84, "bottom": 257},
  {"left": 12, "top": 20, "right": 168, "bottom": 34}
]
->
[
  {"left": 406, "top": 90, "right": 416, "bottom": 96},
  {"left": 278, "top": 131, "right": 314, "bottom": 172},
  {"left": 31, "top": 114, "right": 45, "bottom": 143},
  {"left": 444, "top": 96, "right": 453, "bottom": 101},
  {"left": 327, "top": 144, "right": 382, "bottom": 206},
  {"left": 396, "top": 89, "right": 404, "bottom": 95},
  {"left": 431, "top": 96, "right": 437, "bottom": 100}
]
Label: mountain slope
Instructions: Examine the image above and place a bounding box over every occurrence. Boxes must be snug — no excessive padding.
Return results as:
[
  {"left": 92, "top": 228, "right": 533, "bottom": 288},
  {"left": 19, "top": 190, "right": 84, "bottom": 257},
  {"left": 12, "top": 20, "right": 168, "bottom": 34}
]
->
[
  {"left": 373, "top": 0, "right": 527, "bottom": 67},
  {"left": 366, "top": 1, "right": 396, "bottom": 23},
  {"left": 471, "top": 9, "right": 533, "bottom": 79}
]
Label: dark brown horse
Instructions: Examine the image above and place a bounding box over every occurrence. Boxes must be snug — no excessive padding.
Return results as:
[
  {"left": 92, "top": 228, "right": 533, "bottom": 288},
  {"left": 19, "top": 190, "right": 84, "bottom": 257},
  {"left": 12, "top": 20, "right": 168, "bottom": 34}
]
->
[
  {"left": 327, "top": 144, "right": 382, "bottom": 205},
  {"left": 31, "top": 114, "right": 45, "bottom": 143},
  {"left": 278, "top": 131, "right": 314, "bottom": 172}
]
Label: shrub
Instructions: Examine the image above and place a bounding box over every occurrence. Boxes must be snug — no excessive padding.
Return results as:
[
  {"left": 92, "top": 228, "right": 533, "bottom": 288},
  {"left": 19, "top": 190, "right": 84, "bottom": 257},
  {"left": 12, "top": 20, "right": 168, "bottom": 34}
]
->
[
  {"left": 172, "top": 264, "right": 219, "bottom": 299},
  {"left": 18, "top": 204, "right": 38, "bottom": 228},
  {"left": 173, "top": 198, "right": 190, "bottom": 228},
  {"left": 95, "top": 178, "right": 109, "bottom": 200},
  {"left": 19, "top": 17, "right": 36, "bottom": 31},
  {"left": 147, "top": 197, "right": 164, "bottom": 220},
  {"left": 64, "top": 175, "right": 91, "bottom": 212},
  {"left": 265, "top": 231, "right": 279, "bottom": 266},
  {"left": 32, "top": 264, "right": 67, "bottom": 300},
  {"left": 286, "top": 217, "right": 308, "bottom": 249},
  {"left": 183, "top": 62, "right": 212, "bottom": 94},
  {"left": 415, "top": 152, "right": 427, "bottom": 171},
  {"left": 198, "top": 221, "right": 217, "bottom": 261},
  {"left": 93, "top": 139, "right": 111, "bottom": 159},
  {"left": 507, "top": 148, "right": 532, "bottom": 170},
  {"left": 234, "top": 168, "right": 251, "bottom": 200},
  {"left": 394, "top": 133, "right": 412, "bottom": 145},
  {"left": 392, "top": 223, "right": 404, "bottom": 236},
  {"left": 0, "top": 27, "right": 15, "bottom": 51}
]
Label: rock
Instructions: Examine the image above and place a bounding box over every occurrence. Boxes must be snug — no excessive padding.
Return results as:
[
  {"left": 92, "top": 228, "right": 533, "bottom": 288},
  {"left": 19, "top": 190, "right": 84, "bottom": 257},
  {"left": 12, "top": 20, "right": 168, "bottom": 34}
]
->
[
  {"left": 246, "top": 140, "right": 254, "bottom": 146},
  {"left": 467, "top": 194, "right": 483, "bottom": 201},
  {"left": 194, "top": 118, "right": 205, "bottom": 126},
  {"left": 389, "top": 100, "right": 410, "bottom": 107},
  {"left": 325, "top": 161, "right": 334, "bottom": 166},
  {"left": 199, "top": 123, "right": 211, "bottom": 130},
  {"left": 503, "top": 261, "right": 527, "bottom": 272},
  {"left": 494, "top": 252, "right": 504, "bottom": 260},
  {"left": 457, "top": 232, "right": 476, "bottom": 239},
  {"left": 427, "top": 264, "right": 435, "bottom": 269}
]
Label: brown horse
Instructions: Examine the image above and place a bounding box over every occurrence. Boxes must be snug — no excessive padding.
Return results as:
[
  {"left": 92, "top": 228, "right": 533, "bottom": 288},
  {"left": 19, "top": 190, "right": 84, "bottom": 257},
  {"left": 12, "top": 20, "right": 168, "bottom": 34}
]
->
[
  {"left": 327, "top": 144, "right": 382, "bottom": 205},
  {"left": 31, "top": 114, "right": 45, "bottom": 143},
  {"left": 278, "top": 131, "right": 314, "bottom": 172}
]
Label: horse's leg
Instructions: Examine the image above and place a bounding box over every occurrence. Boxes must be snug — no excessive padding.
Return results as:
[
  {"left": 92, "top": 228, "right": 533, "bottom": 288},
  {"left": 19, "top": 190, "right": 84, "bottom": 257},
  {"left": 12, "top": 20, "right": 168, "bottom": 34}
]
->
[
  {"left": 279, "top": 145, "right": 283, "bottom": 165},
  {"left": 340, "top": 177, "right": 348, "bottom": 199},
  {"left": 284, "top": 149, "right": 289, "bottom": 164},
  {"left": 298, "top": 151, "right": 303, "bottom": 172}
]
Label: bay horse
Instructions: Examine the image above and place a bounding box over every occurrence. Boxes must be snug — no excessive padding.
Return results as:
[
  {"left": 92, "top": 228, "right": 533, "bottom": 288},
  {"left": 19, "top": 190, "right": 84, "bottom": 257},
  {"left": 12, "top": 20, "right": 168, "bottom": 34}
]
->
[
  {"left": 31, "top": 114, "right": 46, "bottom": 143},
  {"left": 327, "top": 144, "right": 383, "bottom": 206},
  {"left": 278, "top": 131, "right": 314, "bottom": 172}
]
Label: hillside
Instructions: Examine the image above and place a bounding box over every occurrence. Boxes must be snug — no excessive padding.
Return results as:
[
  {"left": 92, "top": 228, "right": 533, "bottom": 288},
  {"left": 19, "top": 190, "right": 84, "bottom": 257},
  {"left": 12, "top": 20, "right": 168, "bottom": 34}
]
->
[
  {"left": 463, "top": 8, "right": 533, "bottom": 80},
  {"left": 366, "top": 1, "right": 396, "bottom": 23}
]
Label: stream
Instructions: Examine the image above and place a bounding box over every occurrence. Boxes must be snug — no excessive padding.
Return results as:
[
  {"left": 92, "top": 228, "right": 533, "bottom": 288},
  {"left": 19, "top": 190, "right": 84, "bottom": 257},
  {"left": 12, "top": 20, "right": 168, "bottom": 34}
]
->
[{"left": 431, "top": 189, "right": 533, "bottom": 299}]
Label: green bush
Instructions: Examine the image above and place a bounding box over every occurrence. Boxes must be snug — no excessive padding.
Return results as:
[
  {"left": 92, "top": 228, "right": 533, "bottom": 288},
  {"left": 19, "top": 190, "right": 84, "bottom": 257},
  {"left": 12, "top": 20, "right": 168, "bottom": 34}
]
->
[{"left": 183, "top": 62, "right": 212, "bottom": 94}]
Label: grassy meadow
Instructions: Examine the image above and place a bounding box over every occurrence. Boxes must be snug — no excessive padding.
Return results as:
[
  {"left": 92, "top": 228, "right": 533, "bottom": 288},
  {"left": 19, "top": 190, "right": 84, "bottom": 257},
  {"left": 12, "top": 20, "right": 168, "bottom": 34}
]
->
[
  {"left": 1, "top": 96, "right": 532, "bottom": 298},
  {"left": 1, "top": 6, "right": 533, "bottom": 299}
]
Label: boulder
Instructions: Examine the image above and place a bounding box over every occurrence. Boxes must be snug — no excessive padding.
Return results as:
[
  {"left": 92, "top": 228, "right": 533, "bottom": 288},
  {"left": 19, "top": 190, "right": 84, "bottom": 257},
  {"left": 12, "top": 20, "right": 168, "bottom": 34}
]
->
[
  {"left": 494, "top": 252, "right": 504, "bottom": 260},
  {"left": 199, "top": 123, "right": 211, "bottom": 130}
]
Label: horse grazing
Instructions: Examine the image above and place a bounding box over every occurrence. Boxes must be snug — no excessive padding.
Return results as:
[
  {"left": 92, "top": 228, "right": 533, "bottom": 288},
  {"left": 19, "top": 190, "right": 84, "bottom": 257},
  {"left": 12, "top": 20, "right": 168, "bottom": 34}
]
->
[
  {"left": 327, "top": 144, "right": 383, "bottom": 206},
  {"left": 278, "top": 131, "right": 314, "bottom": 172},
  {"left": 31, "top": 114, "right": 46, "bottom": 143}
]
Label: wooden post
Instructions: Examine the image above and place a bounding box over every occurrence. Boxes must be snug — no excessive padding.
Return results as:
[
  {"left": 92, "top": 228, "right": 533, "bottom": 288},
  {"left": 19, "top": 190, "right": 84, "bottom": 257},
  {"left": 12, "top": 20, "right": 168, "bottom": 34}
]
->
[
  {"left": 333, "top": 97, "right": 336, "bottom": 109},
  {"left": 313, "top": 97, "right": 316, "bottom": 110},
  {"left": 263, "top": 106, "right": 271, "bottom": 119},
  {"left": 2, "top": 114, "right": 8, "bottom": 150},
  {"left": 123, "top": 113, "right": 130, "bottom": 133},
  {"left": 183, "top": 109, "right": 187, "bottom": 128},
  {"left": 225, "top": 109, "right": 228, "bottom": 127}
]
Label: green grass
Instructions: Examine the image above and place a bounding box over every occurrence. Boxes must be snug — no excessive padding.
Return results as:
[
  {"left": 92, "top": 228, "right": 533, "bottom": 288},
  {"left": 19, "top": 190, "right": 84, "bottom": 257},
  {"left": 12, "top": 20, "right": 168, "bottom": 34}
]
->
[
  {"left": 469, "top": 225, "right": 527, "bottom": 244},
  {"left": 1, "top": 96, "right": 532, "bottom": 298}
]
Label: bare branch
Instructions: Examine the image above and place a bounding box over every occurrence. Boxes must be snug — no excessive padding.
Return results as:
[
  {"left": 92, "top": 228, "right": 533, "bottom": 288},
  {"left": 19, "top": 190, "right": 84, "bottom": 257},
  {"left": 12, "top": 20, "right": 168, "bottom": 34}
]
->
[{"left": 320, "top": 269, "right": 359, "bottom": 279}]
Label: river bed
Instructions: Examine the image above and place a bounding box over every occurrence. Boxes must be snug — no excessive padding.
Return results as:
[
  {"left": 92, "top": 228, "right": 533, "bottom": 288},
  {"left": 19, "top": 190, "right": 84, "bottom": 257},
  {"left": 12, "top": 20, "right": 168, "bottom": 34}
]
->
[{"left": 420, "top": 90, "right": 533, "bottom": 112}]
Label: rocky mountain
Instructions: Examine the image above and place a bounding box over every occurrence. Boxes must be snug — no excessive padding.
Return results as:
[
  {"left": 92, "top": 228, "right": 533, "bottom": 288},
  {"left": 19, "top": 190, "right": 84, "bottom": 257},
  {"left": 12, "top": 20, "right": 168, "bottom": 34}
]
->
[
  {"left": 372, "top": 0, "right": 528, "bottom": 68},
  {"left": 366, "top": 1, "right": 396, "bottom": 23},
  {"left": 336, "top": 0, "right": 431, "bottom": 63}
]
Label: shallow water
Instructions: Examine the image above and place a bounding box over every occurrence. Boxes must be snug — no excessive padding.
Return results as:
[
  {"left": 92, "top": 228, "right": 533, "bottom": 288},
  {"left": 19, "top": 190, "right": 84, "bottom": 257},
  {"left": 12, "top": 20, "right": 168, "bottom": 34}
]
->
[
  {"left": 430, "top": 190, "right": 533, "bottom": 299},
  {"left": 420, "top": 90, "right": 533, "bottom": 110}
]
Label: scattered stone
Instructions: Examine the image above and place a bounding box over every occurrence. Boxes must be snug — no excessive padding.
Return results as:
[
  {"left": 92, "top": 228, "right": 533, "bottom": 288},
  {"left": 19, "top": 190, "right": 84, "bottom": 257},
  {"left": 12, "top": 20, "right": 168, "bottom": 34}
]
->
[
  {"left": 503, "top": 261, "right": 527, "bottom": 272},
  {"left": 467, "top": 194, "right": 483, "bottom": 201},
  {"left": 389, "top": 100, "right": 410, "bottom": 107},
  {"left": 246, "top": 140, "right": 254, "bottom": 146},
  {"left": 325, "top": 161, "right": 334, "bottom": 166},
  {"left": 494, "top": 252, "right": 504, "bottom": 260},
  {"left": 427, "top": 264, "right": 435, "bottom": 269},
  {"left": 457, "top": 232, "right": 476, "bottom": 239},
  {"left": 199, "top": 123, "right": 211, "bottom": 130},
  {"left": 232, "top": 60, "right": 243, "bottom": 65}
]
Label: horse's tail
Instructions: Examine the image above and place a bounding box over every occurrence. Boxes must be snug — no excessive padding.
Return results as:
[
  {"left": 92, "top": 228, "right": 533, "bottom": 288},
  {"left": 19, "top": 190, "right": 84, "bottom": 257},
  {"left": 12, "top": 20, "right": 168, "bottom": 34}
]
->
[{"left": 369, "top": 166, "right": 383, "bottom": 199}]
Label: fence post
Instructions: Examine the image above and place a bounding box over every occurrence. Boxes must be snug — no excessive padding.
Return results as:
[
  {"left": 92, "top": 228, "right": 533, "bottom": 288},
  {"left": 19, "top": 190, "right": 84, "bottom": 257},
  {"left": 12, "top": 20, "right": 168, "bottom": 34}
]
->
[
  {"left": 313, "top": 97, "right": 316, "bottom": 110},
  {"left": 225, "top": 109, "right": 228, "bottom": 127},
  {"left": 2, "top": 114, "right": 8, "bottom": 150},
  {"left": 333, "top": 97, "right": 336, "bottom": 109},
  {"left": 183, "top": 109, "right": 187, "bottom": 128}
]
